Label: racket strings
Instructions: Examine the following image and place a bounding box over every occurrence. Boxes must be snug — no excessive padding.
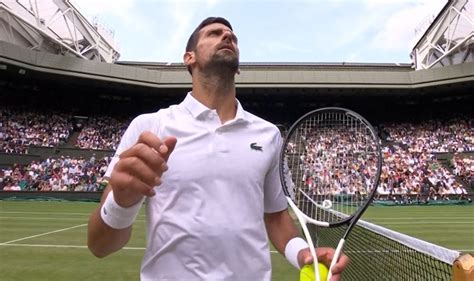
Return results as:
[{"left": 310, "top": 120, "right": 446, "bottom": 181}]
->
[{"left": 284, "top": 110, "right": 380, "bottom": 224}]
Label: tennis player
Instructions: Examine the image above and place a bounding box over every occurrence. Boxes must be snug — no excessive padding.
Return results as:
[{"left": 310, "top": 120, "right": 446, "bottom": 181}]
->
[{"left": 87, "top": 17, "right": 348, "bottom": 280}]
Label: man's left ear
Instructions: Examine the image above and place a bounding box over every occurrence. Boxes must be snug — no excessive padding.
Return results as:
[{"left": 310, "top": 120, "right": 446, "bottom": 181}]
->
[
  {"left": 236, "top": 68, "right": 241, "bottom": 75},
  {"left": 183, "top": 51, "right": 195, "bottom": 66}
]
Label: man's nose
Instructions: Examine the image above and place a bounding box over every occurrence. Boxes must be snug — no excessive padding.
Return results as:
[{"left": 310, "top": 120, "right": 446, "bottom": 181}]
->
[{"left": 222, "top": 30, "right": 233, "bottom": 42}]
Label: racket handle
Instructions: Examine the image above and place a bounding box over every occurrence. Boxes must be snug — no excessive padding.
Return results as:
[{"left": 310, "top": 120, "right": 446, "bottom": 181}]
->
[
  {"left": 299, "top": 212, "right": 321, "bottom": 281},
  {"left": 289, "top": 198, "right": 321, "bottom": 281},
  {"left": 327, "top": 238, "right": 345, "bottom": 281}
]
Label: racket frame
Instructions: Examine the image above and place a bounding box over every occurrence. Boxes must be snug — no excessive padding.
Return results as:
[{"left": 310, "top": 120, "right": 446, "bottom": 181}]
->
[{"left": 279, "top": 107, "right": 383, "bottom": 281}]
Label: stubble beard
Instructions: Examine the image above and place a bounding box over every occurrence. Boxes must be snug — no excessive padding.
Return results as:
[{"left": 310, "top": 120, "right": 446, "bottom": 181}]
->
[{"left": 206, "top": 51, "right": 239, "bottom": 76}]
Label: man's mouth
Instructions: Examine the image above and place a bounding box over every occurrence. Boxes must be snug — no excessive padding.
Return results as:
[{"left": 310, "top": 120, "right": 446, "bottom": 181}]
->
[{"left": 218, "top": 45, "right": 234, "bottom": 52}]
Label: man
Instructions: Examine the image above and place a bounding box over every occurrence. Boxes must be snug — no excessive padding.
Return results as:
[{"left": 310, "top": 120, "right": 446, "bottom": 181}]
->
[{"left": 87, "top": 17, "right": 348, "bottom": 280}]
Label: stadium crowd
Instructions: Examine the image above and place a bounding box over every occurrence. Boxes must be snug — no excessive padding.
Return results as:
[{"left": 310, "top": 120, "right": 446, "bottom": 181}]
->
[
  {"left": 382, "top": 118, "right": 474, "bottom": 153},
  {"left": 0, "top": 108, "right": 129, "bottom": 153},
  {"left": 0, "top": 107, "right": 472, "bottom": 201},
  {"left": 377, "top": 145, "right": 471, "bottom": 203},
  {"left": 75, "top": 116, "right": 129, "bottom": 150},
  {"left": 0, "top": 155, "right": 110, "bottom": 192},
  {"left": 291, "top": 126, "right": 378, "bottom": 197},
  {"left": 287, "top": 117, "right": 472, "bottom": 203},
  {"left": 452, "top": 153, "right": 474, "bottom": 189},
  {"left": 0, "top": 108, "right": 73, "bottom": 154},
  {"left": 375, "top": 118, "right": 473, "bottom": 203}
]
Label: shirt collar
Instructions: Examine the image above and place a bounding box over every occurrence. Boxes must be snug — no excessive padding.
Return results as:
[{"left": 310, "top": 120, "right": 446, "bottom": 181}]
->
[
  {"left": 181, "top": 92, "right": 210, "bottom": 119},
  {"left": 181, "top": 92, "right": 249, "bottom": 124},
  {"left": 232, "top": 98, "right": 248, "bottom": 124}
]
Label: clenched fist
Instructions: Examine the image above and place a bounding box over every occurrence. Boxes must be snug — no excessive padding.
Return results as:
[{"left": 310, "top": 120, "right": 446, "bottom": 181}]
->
[{"left": 109, "top": 131, "right": 177, "bottom": 207}]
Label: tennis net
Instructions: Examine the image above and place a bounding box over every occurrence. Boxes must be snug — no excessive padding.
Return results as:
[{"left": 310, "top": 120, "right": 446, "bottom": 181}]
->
[{"left": 311, "top": 210, "right": 460, "bottom": 280}]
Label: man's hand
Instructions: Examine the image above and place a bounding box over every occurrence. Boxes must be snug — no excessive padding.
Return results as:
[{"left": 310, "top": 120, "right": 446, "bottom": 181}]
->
[
  {"left": 109, "top": 131, "right": 177, "bottom": 207},
  {"left": 297, "top": 247, "right": 349, "bottom": 281}
]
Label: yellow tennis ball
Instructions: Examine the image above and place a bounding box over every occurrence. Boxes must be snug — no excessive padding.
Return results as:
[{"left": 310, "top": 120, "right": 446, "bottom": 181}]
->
[{"left": 300, "top": 263, "right": 329, "bottom": 281}]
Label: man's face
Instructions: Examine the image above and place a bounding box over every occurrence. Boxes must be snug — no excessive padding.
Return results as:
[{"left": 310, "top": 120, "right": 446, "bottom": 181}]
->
[{"left": 192, "top": 23, "right": 240, "bottom": 73}]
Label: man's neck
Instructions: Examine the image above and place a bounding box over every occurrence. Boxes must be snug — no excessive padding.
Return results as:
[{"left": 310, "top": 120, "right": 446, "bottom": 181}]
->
[{"left": 191, "top": 72, "right": 237, "bottom": 124}]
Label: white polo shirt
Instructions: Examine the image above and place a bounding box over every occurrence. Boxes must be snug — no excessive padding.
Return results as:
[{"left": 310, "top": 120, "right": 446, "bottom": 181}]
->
[{"left": 106, "top": 93, "right": 287, "bottom": 281}]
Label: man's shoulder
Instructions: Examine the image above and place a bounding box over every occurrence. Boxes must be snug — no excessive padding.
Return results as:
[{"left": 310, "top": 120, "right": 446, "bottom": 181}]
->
[
  {"left": 131, "top": 105, "right": 180, "bottom": 124},
  {"left": 244, "top": 110, "right": 278, "bottom": 130}
]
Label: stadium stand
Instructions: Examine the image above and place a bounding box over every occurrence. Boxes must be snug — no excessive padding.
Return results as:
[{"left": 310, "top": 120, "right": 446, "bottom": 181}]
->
[
  {"left": 75, "top": 116, "right": 130, "bottom": 150},
  {"left": 0, "top": 0, "right": 472, "bottom": 279},
  {"left": 1, "top": 99, "right": 472, "bottom": 204},
  {"left": 0, "top": 107, "right": 73, "bottom": 154}
]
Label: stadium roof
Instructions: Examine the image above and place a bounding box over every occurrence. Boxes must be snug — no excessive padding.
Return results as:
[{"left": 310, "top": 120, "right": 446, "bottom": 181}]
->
[
  {"left": 1, "top": 39, "right": 472, "bottom": 124},
  {"left": 1, "top": 40, "right": 472, "bottom": 92}
]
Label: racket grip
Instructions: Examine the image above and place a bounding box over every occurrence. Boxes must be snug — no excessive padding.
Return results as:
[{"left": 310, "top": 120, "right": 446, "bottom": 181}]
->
[{"left": 327, "top": 238, "right": 345, "bottom": 281}]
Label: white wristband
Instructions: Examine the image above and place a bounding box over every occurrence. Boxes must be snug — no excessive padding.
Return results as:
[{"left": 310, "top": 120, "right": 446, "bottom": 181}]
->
[
  {"left": 285, "top": 237, "right": 309, "bottom": 270},
  {"left": 100, "top": 191, "right": 144, "bottom": 229}
]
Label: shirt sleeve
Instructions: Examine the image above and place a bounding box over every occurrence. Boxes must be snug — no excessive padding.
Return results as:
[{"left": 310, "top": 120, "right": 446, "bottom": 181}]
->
[
  {"left": 104, "top": 113, "right": 159, "bottom": 178},
  {"left": 263, "top": 129, "right": 288, "bottom": 213}
]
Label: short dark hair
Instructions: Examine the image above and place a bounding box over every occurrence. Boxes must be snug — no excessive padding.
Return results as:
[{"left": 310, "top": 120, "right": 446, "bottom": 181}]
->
[{"left": 186, "top": 17, "right": 233, "bottom": 52}]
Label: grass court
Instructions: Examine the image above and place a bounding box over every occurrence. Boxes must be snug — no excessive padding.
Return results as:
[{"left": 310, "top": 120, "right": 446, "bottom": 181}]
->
[{"left": 0, "top": 201, "right": 472, "bottom": 280}]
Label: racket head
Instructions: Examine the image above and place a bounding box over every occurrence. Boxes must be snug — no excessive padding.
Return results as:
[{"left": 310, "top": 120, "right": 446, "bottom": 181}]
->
[{"left": 280, "top": 107, "right": 382, "bottom": 227}]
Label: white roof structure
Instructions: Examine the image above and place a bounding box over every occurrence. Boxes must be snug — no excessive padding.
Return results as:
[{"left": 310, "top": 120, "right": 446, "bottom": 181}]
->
[
  {"left": 0, "top": 0, "right": 120, "bottom": 62},
  {"left": 411, "top": 0, "right": 473, "bottom": 70}
]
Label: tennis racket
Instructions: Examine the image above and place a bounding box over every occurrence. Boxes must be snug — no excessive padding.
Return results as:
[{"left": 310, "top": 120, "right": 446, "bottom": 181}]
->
[{"left": 279, "top": 107, "right": 382, "bottom": 281}]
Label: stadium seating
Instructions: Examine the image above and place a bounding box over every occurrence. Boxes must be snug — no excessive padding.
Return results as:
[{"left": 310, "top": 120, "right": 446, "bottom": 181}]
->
[{"left": 0, "top": 106, "right": 472, "bottom": 200}]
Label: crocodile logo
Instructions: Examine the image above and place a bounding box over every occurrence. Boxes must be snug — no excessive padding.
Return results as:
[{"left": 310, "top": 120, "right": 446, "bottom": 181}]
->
[{"left": 250, "top": 142, "right": 263, "bottom": 151}]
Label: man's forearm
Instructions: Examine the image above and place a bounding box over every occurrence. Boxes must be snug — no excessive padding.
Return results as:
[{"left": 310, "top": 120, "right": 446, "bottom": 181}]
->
[
  {"left": 264, "top": 209, "right": 300, "bottom": 255},
  {"left": 87, "top": 188, "right": 133, "bottom": 257}
]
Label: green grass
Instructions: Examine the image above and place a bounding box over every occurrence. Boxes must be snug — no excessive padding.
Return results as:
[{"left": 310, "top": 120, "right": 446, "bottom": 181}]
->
[
  {"left": 362, "top": 205, "right": 474, "bottom": 252},
  {"left": 0, "top": 201, "right": 472, "bottom": 281}
]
